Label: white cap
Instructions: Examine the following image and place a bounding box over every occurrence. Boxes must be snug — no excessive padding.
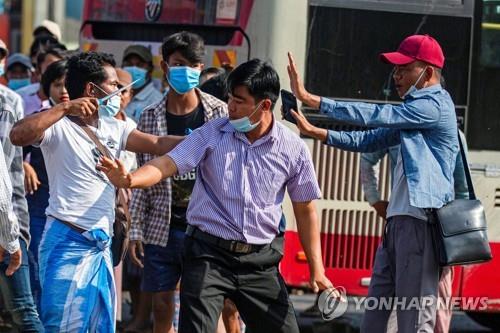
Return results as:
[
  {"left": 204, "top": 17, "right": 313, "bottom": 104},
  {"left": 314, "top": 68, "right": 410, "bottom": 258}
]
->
[{"left": 34, "top": 20, "right": 62, "bottom": 41}]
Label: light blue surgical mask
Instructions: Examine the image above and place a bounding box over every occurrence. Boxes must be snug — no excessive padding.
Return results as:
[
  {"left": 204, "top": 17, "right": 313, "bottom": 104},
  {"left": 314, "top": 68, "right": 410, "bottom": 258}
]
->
[
  {"left": 92, "top": 83, "right": 121, "bottom": 117},
  {"left": 123, "top": 66, "right": 147, "bottom": 89},
  {"left": 166, "top": 66, "right": 200, "bottom": 94},
  {"left": 98, "top": 94, "right": 121, "bottom": 117},
  {"left": 403, "top": 66, "right": 428, "bottom": 99},
  {"left": 229, "top": 101, "right": 264, "bottom": 133},
  {"left": 0, "top": 64, "right": 4, "bottom": 77},
  {"left": 8, "top": 78, "right": 30, "bottom": 91}
]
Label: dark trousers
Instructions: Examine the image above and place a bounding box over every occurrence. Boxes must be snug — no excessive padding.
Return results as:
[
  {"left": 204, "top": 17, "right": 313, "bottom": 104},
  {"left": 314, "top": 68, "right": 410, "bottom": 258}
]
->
[
  {"left": 361, "top": 215, "right": 440, "bottom": 333},
  {"left": 0, "top": 239, "right": 44, "bottom": 332},
  {"left": 28, "top": 214, "right": 46, "bottom": 313},
  {"left": 179, "top": 235, "right": 299, "bottom": 333}
]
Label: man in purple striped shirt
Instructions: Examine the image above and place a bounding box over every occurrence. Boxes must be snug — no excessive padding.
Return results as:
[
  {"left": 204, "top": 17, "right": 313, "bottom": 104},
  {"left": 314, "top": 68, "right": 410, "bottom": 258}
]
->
[{"left": 100, "top": 59, "right": 333, "bottom": 332}]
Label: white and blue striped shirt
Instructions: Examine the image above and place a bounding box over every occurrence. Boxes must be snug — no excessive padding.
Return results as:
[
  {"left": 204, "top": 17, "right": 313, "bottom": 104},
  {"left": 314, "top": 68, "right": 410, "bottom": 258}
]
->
[{"left": 168, "top": 117, "right": 321, "bottom": 245}]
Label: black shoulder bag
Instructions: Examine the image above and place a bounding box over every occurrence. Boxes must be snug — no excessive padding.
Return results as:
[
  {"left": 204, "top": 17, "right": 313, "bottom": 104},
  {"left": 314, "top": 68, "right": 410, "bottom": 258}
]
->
[{"left": 430, "top": 132, "right": 493, "bottom": 266}]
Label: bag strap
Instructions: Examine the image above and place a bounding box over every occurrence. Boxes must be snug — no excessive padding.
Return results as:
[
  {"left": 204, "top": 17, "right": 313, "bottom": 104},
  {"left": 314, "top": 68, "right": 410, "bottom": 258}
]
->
[
  {"left": 68, "top": 116, "right": 113, "bottom": 159},
  {"left": 117, "top": 188, "right": 132, "bottom": 223},
  {"left": 457, "top": 130, "right": 476, "bottom": 200}
]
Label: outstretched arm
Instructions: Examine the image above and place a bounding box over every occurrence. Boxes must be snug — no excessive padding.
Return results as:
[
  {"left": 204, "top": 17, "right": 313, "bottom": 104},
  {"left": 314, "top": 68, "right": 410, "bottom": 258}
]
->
[
  {"left": 287, "top": 52, "right": 441, "bottom": 129},
  {"left": 125, "top": 129, "right": 184, "bottom": 156},
  {"left": 290, "top": 108, "right": 400, "bottom": 152},
  {"left": 98, "top": 155, "right": 178, "bottom": 189}
]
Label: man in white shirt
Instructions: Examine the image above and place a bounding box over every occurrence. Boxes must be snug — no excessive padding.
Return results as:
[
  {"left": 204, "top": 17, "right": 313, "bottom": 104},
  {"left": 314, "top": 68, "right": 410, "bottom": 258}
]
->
[{"left": 10, "top": 51, "right": 182, "bottom": 332}]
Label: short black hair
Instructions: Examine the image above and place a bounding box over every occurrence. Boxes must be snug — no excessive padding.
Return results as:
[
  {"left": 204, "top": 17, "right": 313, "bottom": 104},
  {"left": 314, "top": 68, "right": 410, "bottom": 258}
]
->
[
  {"left": 161, "top": 31, "right": 205, "bottom": 64},
  {"left": 36, "top": 46, "right": 68, "bottom": 69},
  {"left": 66, "top": 52, "right": 116, "bottom": 100},
  {"left": 199, "top": 71, "right": 229, "bottom": 102},
  {"left": 41, "top": 60, "right": 67, "bottom": 97},
  {"left": 200, "top": 67, "right": 225, "bottom": 82},
  {"left": 227, "top": 59, "right": 280, "bottom": 107},
  {"left": 29, "top": 35, "right": 62, "bottom": 58}
]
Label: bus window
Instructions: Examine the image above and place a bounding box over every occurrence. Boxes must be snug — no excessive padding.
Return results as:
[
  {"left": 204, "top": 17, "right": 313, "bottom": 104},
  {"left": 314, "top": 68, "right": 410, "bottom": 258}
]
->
[
  {"left": 480, "top": 0, "right": 500, "bottom": 67},
  {"left": 305, "top": 5, "right": 471, "bottom": 107},
  {"left": 468, "top": 0, "right": 500, "bottom": 150}
]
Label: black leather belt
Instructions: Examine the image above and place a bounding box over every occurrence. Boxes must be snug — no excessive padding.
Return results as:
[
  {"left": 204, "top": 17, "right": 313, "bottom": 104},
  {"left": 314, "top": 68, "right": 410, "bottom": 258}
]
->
[{"left": 186, "top": 225, "right": 266, "bottom": 254}]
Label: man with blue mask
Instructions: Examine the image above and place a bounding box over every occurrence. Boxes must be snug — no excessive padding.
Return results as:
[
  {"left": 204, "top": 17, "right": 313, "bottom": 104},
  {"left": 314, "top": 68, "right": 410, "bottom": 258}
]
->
[
  {"left": 127, "top": 31, "right": 229, "bottom": 333},
  {"left": 5, "top": 53, "right": 33, "bottom": 91},
  {"left": 122, "top": 44, "right": 162, "bottom": 122},
  {"left": 286, "top": 35, "right": 457, "bottom": 333},
  {"left": 10, "top": 51, "right": 185, "bottom": 332},
  {"left": 99, "top": 58, "right": 334, "bottom": 333}
]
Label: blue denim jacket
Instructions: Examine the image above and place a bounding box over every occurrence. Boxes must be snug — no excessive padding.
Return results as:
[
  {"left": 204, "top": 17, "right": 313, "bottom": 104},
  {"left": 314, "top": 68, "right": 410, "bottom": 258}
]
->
[{"left": 322, "top": 84, "right": 458, "bottom": 208}]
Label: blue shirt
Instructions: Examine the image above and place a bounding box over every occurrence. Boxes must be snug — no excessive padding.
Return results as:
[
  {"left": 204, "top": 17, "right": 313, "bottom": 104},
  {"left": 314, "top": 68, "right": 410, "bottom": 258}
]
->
[
  {"left": 125, "top": 81, "right": 163, "bottom": 123},
  {"left": 322, "top": 84, "right": 458, "bottom": 209},
  {"left": 167, "top": 117, "right": 322, "bottom": 244}
]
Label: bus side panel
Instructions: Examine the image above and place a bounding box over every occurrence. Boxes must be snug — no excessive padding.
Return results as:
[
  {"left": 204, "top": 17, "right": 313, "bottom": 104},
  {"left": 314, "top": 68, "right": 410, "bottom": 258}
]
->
[
  {"left": 281, "top": 230, "right": 378, "bottom": 295},
  {"left": 460, "top": 242, "right": 500, "bottom": 312}
]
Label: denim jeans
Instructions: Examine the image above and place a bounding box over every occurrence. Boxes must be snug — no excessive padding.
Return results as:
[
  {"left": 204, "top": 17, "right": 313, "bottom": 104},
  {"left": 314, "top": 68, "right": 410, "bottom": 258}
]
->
[
  {"left": 28, "top": 214, "right": 46, "bottom": 312},
  {"left": 0, "top": 239, "right": 44, "bottom": 332}
]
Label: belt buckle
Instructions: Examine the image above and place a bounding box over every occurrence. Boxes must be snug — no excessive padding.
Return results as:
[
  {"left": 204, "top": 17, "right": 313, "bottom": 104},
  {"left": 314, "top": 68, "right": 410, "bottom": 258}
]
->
[{"left": 232, "top": 242, "right": 251, "bottom": 253}]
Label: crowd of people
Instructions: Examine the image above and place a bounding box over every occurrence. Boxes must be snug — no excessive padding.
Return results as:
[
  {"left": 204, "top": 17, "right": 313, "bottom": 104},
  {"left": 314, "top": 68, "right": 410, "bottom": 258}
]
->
[{"left": 0, "top": 17, "right": 467, "bottom": 333}]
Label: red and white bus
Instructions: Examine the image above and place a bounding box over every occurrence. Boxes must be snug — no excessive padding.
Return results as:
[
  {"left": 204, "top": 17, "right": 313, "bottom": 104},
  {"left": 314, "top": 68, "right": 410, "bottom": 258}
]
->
[{"left": 81, "top": 0, "right": 500, "bottom": 328}]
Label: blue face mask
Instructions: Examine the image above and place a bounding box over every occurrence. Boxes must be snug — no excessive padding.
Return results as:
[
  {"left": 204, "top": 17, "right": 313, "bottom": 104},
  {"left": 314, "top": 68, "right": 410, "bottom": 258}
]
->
[
  {"left": 98, "top": 95, "right": 121, "bottom": 117},
  {"left": 229, "top": 101, "right": 264, "bottom": 133},
  {"left": 123, "top": 66, "right": 147, "bottom": 89},
  {"left": 8, "top": 78, "right": 30, "bottom": 91},
  {"left": 167, "top": 66, "right": 200, "bottom": 94},
  {"left": 93, "top": 83, "right": 121, "bottom": 117}
]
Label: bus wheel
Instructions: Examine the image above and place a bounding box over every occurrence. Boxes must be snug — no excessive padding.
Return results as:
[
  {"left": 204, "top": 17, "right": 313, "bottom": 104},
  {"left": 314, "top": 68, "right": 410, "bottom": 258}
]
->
[{"left": 466, "top": 312, "right": 500, "bottom": 329}]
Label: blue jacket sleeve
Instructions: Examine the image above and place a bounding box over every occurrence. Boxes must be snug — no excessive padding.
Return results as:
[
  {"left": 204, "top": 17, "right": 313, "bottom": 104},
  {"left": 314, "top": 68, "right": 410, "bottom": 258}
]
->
[
  {"left": 326, "top": 128, "right": 401, "bottom": 153},
  {"left": 320, "top": 97, "right": 440, "bottom": 129}
]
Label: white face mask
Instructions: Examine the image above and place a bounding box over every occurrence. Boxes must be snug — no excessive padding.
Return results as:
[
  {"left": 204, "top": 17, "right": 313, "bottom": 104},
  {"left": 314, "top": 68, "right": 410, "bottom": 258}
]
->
[{"left": 402, "top": 66, "right": 428, "bottom": 99}]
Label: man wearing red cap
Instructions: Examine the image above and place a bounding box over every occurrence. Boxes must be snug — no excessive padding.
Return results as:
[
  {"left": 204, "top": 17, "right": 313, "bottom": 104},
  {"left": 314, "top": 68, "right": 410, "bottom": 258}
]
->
[{"left": 287, "top": 35, "right": 458, "bottom": 332}]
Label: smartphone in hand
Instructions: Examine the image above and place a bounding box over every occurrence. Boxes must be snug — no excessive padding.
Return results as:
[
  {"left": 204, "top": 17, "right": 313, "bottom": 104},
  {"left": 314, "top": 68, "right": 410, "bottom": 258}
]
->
[{"left": 280, "top": 89, "right": 298, "bottom": 124}]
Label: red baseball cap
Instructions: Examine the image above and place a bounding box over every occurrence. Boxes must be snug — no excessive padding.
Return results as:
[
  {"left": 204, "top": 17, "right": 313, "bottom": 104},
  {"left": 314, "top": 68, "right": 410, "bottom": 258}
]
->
[{"left": 379, "top": 34, "right": 445, "bottom": 68}]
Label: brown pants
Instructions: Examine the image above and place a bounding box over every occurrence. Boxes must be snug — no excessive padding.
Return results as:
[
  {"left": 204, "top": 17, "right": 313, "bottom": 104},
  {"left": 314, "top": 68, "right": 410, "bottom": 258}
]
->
[{"left": 386, "top": 266, "right": 453, "bottom": 333}]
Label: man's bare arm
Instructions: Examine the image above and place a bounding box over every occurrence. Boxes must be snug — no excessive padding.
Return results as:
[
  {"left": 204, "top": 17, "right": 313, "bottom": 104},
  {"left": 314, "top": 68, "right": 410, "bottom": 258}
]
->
[
  {"left": 98, "top": 154, "right": 178, "bottom": 189},
  {"left": 10, "top": 98, "right": 98, "bottom": 146},
  {"left": 125, "top": 129, "right": 184, "bottom": 156},
  {"left": 292, "top": 200, "right": 333, "bottom": 292}
]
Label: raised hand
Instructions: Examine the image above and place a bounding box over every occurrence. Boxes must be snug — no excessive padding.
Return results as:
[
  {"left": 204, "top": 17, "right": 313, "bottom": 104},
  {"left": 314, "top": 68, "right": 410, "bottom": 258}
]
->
[
  {"left": 287, "top": 52, "right": 322, "bottom": 108},
  {"left": 66, "top": 97, "right": 99, "bottom": 118},
  {"left": 287, "top": 52, "right": 306, "bottom": 100}
]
